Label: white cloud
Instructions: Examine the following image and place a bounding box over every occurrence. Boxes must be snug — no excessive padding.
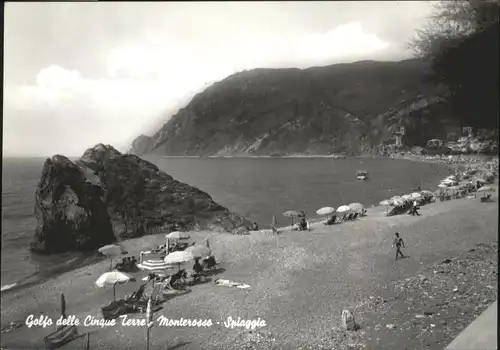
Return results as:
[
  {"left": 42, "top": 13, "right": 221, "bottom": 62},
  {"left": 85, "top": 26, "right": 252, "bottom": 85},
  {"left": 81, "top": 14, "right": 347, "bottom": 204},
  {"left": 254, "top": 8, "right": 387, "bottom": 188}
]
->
[
  {"left": 296, "top": 22, "right": 391, "bottom": 61},
  {"left": 3, "top": 23, "right": 394, "bottom": 156}
]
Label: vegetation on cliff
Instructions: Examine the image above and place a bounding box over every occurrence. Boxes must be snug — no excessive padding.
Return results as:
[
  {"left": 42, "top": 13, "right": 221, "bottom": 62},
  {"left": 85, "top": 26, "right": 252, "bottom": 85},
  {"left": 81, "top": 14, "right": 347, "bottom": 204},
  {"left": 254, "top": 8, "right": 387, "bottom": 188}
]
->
[
  {"left": 132, "top": 59, "right": 460, "bottom": 156},
  {"left": 130, "top": 0, "right": 498, "bottom": 157}
]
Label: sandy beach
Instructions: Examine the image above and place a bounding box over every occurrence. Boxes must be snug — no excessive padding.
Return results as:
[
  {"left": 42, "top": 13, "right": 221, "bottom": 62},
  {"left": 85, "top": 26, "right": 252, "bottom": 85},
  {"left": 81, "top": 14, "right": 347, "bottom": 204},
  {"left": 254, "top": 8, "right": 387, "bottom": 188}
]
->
[{"left": 1, "top": 179, "right": 497, "bottom": 349}]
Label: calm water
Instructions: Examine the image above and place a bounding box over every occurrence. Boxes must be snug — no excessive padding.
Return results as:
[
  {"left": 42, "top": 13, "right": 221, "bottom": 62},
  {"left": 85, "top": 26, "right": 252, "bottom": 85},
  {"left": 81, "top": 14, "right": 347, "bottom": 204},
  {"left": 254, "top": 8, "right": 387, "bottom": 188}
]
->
[{"left": 1, "top": 156, "right": 450, "bottom": 289}]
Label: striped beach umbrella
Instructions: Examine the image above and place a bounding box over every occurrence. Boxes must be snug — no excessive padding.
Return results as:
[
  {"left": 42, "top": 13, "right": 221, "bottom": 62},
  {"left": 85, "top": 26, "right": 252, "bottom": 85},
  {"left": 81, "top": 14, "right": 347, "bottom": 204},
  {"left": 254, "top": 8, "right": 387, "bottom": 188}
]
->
[{"left": 137, "top": 259, "right": 174, "bottom": 273}]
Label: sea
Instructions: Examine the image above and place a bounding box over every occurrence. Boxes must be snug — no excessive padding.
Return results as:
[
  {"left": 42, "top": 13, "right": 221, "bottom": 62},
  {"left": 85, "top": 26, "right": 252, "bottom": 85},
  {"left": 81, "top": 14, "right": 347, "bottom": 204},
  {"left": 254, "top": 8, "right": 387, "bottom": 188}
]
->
[{"left": 1, "top": 156, "right": 451, "bottom": 291}]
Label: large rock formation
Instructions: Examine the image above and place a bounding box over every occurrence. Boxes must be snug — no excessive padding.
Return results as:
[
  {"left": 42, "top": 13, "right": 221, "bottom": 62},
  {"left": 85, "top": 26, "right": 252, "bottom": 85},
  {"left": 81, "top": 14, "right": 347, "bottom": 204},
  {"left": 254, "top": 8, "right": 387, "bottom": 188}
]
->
[
  {"left": 31, "top": 144, "right": 251, "bottom": 254},
  {"left": 31, "top": 155, "right": 115, "bottom": 254},
  {"left": 130, "top": 59, "right": 467, "bottom": 157}
]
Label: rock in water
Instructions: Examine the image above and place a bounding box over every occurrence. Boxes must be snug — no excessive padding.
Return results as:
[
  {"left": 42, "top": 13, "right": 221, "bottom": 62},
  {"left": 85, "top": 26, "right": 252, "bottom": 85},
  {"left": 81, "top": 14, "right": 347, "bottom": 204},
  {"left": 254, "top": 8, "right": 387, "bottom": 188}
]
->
[
  {"left": 31, "top": 144, "right": 251, "bottom": 254},
  {"left": 31, "top": 155, "right": 115, "bottom": 254}
]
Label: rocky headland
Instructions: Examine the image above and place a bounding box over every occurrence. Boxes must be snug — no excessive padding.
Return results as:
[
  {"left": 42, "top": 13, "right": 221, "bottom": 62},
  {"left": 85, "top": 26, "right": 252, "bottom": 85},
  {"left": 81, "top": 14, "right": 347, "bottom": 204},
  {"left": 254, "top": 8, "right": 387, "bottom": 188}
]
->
[{"left": 30, "top": 144, "right": 251, "bottom": 254}]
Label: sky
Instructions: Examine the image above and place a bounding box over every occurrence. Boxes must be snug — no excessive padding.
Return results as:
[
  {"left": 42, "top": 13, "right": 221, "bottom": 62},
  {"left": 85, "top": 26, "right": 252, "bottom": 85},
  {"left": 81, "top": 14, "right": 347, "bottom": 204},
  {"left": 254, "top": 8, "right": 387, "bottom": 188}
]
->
[{"left": 3, "top": 1, "right": 435, "bottom": 157}]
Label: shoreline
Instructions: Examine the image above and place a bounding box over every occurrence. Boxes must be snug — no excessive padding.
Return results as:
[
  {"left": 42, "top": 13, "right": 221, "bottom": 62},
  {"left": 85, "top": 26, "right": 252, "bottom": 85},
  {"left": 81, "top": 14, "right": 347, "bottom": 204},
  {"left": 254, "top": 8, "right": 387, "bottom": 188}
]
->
[
  {"left": 0, "top": 155, "right": 482, "bottom": 293},
  {"left": 1, "top": 180, "right": 497, "bottom": 349}
]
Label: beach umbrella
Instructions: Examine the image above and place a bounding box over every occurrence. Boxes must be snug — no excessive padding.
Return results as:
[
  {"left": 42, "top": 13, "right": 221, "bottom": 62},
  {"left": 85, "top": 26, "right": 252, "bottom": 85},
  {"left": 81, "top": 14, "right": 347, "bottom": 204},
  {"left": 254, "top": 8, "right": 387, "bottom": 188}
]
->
[
  {"left": 283, "top": 210, "right": 304, "bottom": 225},
  {"left": 420, "top": 190, "right": 434, "bottom": 196},
  {"left": 164, "top": 250, "right": 194, "bottom": 271},
  {"left": 272, "top": 215, "right": 277, "bottom": 228},
  {"left": 60, "top": 293, "right": 67, "bottom": 319},
  {"left": 401, "top": 195, "right": 412, "bottom": 201},
  {"left": 390, "top": 196, "right": 403, "bottom": 205},
  {"left": 98, "top": 244, "right": 125, "bottom": 270},
  {"left": 379, "top": 199, "right": 393, "bottom": 206},
  {"left": 95, "top": 271, "right": 135, "bottom": 301},
  {"left": 379, "top": 200, "right": 393, "bottom": 214},
  {"left": 316, "top": 207, "right": 336, "bottom": 216},
  {"left": 348, "top": 203, "right": 365, "bottom": 214},
  {"left": 477, "top": 186, "right": 495, "bottom": 199},
  {"left": 137, "top": 259, "right": 174, "bottom": 273},
  {"left": 410, "top": 193, "right": 422, "bottom": 199},
  {"left": 85, "top": 333, "right": 90, "bottom": 350},
  {"left": 391, "top": 196, "right": 404, "bottom": 206},
  {"left": 146, "top": 298, "right": 153, "bottom": 350},
  {"left": 336, "top": 205, "right": 351, "bottom": 214},
  {"left": 438, "top": 184, "right": 448, "bottom": 189},
  {"left": 185, "top": 245, "right": 211, "bottom": 259},
  {"left": 448, "top": 186, "right": 460, "bottom": 191},
  {"left": 166, "top": 231, "right": 190, "bottom": 240}
]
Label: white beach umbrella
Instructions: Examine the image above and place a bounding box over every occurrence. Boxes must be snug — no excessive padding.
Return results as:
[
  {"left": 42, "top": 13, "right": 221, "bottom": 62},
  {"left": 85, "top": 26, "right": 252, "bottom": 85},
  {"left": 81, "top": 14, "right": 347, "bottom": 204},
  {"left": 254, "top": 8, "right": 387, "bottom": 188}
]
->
[
  {"left": 379, "top": 199, "right": 393, "bottom": 214},
  {"left": 420, "top": 190, "right": 434, "bottom": 196},
  {"left": 477, "top": 186, "right": 494, "bottom": 193},
  {"left": 98, "top": 244, "right": 126, "bottom": 270},
  {"left": 316, "top": 207, "right": 336, "bottom": 216},
  {"left": 185, "top": 245, "right": 211, "bottom": 259},
  {"left": 401, "top": 195, "right": 412, "bottom": 201},
  {"left": 438, "top": 184, "right": 448, "bottom": 189},
  {"left": 164, "top": 251, "right": 194, "bottom": 271},
  {"left": 336, "top": 205, "right": 351, "bottom": 214},
  {"left": 379, "top": 199, "right": 393, "bottom": 206},
  {"left": 410, "top": 193, "right": 422, "bottom": 199},
  {"left": 348, "top": 203, "right": 365, "bottom": 213},
  {"left": 392, "top": 197, "right": 404, "bottom": 206},
  {"left": 166, "top": 231, "right": 191, "bottom": 240},
  {"left": 95, "top": 271, "right": 135, "bottom": 301}
]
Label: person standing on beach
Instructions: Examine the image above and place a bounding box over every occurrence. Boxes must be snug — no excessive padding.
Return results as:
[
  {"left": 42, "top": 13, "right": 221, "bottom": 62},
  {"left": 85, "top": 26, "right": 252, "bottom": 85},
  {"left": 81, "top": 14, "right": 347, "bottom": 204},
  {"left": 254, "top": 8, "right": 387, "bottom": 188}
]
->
[{"left": 393, "top": 232, "right": 405, "bottom": 260}]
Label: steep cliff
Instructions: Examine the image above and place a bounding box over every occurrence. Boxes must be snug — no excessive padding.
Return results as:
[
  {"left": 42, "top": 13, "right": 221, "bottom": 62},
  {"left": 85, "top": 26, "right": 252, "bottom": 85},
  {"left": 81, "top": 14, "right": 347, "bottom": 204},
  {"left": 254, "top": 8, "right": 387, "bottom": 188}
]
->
[
  {"left": 31, "top": 144, "right": 251, "bottom": 254},
  {"left": 131, "top": 59, "right": 461, "bottom": 156},
  {"left": 129, "top": 135, "right": 154, "bottom": 156}
]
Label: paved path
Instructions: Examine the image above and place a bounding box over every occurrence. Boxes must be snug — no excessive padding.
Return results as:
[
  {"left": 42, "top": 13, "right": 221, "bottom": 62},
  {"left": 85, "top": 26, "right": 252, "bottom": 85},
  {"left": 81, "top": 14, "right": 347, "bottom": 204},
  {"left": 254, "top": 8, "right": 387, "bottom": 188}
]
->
[{"left": 446, "top": 300, "right": 497, "bottom": 350}]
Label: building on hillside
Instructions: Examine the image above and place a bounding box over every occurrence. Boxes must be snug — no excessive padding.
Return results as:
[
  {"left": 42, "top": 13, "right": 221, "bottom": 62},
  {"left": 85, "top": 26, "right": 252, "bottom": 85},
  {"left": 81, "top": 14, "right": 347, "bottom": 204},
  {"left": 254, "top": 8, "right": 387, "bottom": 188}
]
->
[
  {"left": 462, "top": 126, "right": 474, "bottom": 137},
  {"left": 427, "top": 139, "right": 443, "bottom": 148}
]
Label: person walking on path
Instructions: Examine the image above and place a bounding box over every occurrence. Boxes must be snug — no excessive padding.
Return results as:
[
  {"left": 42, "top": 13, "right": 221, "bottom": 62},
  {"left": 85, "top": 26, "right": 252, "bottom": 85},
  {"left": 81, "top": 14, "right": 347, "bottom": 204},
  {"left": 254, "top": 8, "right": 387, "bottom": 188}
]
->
[{"left": 393, "top": 232, "right": 405, "bottom": 260}]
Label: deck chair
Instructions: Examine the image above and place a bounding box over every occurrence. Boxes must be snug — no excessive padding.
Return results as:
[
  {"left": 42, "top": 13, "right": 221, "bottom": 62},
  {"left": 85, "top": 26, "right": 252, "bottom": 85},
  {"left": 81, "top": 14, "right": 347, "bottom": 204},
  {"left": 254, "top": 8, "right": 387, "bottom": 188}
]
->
[
  {"left": 142, "top": 284, "right": 164, "bottom": 312},
  {"left": 44, "top": 325, "right": 79, "bottom": 349},
  {"left": 101, "top": 299, "right": 128, "bottom": 320}
]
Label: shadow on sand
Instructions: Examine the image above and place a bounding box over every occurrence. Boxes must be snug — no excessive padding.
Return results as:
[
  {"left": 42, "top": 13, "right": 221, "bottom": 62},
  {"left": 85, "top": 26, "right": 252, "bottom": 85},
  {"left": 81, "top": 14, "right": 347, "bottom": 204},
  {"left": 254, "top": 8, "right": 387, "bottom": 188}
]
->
[
  {"left": 397, "top": 255, "right": 411, "bottom": 260},
  {"left": 169, "top": 341, "right": 192, "bottom": 349},
  {"left": 162, "top": 288, "right": 192, "bottom": 302},
  {"left": 201, "top": 267, "right": 226, "bottom": 277}
]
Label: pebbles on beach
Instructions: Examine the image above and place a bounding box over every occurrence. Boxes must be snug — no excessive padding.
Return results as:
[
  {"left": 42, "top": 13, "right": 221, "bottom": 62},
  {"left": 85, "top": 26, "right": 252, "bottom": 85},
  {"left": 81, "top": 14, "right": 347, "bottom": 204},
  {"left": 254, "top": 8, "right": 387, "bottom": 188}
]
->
[{"left": 343, "top": 242, "right": 498, "bottom": 349}]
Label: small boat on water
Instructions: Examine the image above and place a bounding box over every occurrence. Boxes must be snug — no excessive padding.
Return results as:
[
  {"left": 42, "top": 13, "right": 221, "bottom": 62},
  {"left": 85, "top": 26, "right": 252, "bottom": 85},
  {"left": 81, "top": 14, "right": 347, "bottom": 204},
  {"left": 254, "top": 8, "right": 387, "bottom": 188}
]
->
[{"left": 356, "top": 170, "right": 368, "bottom": 180}]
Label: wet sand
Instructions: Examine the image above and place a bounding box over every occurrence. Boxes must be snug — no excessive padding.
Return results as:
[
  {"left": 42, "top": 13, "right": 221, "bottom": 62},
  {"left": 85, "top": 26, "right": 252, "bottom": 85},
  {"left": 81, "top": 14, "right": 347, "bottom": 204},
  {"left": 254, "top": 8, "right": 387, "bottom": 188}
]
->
[{"left": 1, "top": 183, "right": 497, "bottom": 349}]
